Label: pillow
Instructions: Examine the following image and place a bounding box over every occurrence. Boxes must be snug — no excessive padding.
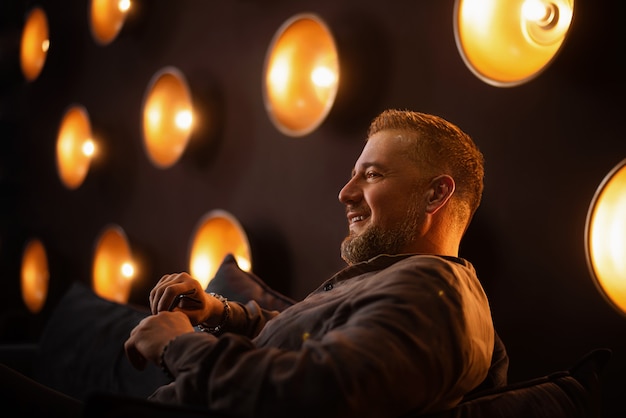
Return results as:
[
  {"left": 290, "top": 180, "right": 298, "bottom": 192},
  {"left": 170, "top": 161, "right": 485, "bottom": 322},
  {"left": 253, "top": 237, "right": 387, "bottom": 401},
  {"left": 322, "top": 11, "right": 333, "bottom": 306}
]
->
[
  {"left": 33, "top": 255, "right": 295, "bottom": 401},
  {"left": 206, "top": 254, "right": 296, "bottom": 311},
  {"left": 412, "top": 348, "right": 611, "bottom": 418},
  {"left": 33, "top": 282, "right": 170, "bottom": 401}
]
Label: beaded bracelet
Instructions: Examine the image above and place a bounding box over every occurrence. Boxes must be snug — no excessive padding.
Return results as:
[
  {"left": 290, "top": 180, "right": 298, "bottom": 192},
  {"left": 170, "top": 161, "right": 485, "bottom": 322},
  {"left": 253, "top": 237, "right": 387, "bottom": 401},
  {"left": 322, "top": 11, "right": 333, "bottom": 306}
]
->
[{"left": 197, "top": 292, "right": 230, "bottom": 335}]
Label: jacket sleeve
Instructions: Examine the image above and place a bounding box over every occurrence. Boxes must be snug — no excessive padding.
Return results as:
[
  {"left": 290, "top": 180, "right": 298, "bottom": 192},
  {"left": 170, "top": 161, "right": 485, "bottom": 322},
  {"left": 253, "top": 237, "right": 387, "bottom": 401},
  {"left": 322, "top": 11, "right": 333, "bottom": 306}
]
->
[{"left": 222, "top": 299, "right": 280, "bottom": 338}]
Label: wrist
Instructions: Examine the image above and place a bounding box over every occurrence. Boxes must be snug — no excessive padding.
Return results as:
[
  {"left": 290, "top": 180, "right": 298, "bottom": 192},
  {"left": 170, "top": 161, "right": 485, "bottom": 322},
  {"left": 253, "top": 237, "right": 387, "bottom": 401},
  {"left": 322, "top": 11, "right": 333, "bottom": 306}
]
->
[
  {"left": 159, "top": 340, "right": 174, "bottom": 380},
  {"left": 198, "top": 292, "right": 230, "bottom": 335}
]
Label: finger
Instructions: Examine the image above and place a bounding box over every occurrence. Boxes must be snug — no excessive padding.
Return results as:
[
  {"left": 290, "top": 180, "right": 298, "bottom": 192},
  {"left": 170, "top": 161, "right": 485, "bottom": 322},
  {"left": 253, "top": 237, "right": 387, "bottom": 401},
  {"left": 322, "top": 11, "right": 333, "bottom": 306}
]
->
[
  {"left": 150, "top": 274, "right": 186, "bottom": 314},
  {"left": 152, "top": 274, "right": 197, "bottom": 314},
  {"left": 157, "top": 282, "right": 187, "bottom": 313},
  {"left": 150, "top": 274, "right": 174, "bottom": 314}
]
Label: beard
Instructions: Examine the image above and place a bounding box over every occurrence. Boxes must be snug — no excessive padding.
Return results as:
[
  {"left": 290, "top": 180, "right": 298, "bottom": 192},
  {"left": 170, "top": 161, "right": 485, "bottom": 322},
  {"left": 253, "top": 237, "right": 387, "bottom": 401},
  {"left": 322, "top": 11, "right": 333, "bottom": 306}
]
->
[{"left": 340, "top": 202, "right": 421, "bottom": 265}]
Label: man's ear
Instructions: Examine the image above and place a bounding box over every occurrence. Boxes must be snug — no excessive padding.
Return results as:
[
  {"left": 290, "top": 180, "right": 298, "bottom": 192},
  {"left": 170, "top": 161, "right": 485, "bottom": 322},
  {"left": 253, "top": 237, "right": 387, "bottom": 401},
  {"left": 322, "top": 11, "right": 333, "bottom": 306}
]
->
[{"left": 425, "top": 175, "right": 455, "bottom": 214}]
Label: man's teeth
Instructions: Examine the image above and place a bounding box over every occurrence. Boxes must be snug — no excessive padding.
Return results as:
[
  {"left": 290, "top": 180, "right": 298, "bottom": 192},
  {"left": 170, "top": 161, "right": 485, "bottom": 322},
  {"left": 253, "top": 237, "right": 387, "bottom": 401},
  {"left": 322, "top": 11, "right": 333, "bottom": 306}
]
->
[{"left": 351, "top": 216, "right": 364, "bottom": 223}]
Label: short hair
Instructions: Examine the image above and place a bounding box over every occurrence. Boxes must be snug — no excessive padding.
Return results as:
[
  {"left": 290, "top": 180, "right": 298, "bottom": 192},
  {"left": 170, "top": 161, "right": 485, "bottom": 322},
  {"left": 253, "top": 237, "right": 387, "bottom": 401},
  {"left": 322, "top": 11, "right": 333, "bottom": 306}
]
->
[{"left": 367, "top": 109, "right": 485, "bottom": 224}]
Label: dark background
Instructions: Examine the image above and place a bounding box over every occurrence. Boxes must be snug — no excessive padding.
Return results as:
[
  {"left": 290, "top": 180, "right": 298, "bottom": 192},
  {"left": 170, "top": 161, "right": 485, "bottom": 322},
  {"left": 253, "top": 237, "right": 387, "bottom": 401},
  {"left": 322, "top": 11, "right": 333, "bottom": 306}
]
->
[{"left": 1, "top": 0, "right": 625, "bottom": 416}]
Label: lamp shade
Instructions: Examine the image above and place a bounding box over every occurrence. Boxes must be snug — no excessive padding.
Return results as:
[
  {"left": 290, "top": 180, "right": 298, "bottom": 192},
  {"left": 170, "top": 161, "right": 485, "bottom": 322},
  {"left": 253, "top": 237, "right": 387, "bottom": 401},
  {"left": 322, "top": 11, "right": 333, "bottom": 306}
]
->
[
  {"left": 56, "top": 105, "right": 96, "bottom": 189},
  {"left": 189, "top": 210, "right": 252, "bottom": 289},
  {"left": 142, "top": 67, "right": 194, "bottom": 168},
  {"left": 89, "top": 0, "right": 132, "bottom": 45},
  {"left": 20, "top": 7, "right": 49, "bottom": 82},
  {"left": 20, "top": 238, "right": 49, "bottom": 314},
  {"left": 263, "top": 13, "right": 339, "bottom": 137},
  {"left": 454, "top": 0, "right": 574, "bottom": 87},
  {"left": 92, "top": 224, "right": 135, "bottom": 304},
  {"left": 585, "top": 159, "right": 626, "bottom": 316}
]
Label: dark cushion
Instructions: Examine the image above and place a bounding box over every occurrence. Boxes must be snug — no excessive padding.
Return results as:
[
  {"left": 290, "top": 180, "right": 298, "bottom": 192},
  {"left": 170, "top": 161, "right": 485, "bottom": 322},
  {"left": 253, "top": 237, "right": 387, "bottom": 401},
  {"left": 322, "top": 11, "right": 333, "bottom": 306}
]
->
[
  {"left": 413, "top": 348, "right": 611, "bottom": 418},
  {"left": 206, "top": 254, "right": 296, "bottom": 310},
  {"left": 32, "top": 282, "right": 171, "bottom": 401},
  {"left": 32, "top": 254, "right": 296, "bottom": 402}
]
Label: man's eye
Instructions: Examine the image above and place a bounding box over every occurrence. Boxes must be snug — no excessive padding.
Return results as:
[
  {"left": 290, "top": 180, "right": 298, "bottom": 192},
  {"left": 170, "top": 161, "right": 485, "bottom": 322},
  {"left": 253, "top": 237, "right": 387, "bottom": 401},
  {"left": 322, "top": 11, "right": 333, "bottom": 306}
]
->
[{"left": 365, "top": 171, "right": 380, "bottom": 179}]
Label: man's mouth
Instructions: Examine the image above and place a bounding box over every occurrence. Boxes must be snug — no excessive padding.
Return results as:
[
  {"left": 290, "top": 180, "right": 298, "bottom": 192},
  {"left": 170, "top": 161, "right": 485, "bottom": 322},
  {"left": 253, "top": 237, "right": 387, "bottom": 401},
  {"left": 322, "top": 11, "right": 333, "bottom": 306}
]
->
[{"left": 347, "top": 212, "right": 370, "bottom": 227}]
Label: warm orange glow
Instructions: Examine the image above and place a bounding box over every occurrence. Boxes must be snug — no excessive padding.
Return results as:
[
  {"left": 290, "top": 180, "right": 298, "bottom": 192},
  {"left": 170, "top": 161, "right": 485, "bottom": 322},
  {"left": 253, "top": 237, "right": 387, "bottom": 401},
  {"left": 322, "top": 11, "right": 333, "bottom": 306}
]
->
[
  {"left": 89, "top": 0, "right": 131, "bottom": 45},
  {"left": 121, "top": 261, "right": 135, "bottom": 278},
  {"left": 454, "top": 0, "right": 574, "bottom": 87},
  {"left": 586, "top": 160, "right": 626, "bottom": 316},
  {"left": 20, "top": 7, "right": 49, "bottom": 81},
  {"left": 93, "top": 225, "right": 135, "bottom": 304},
  {"left": 56, "top": 106, "right": 95, "bottom": 189},
  {"left": 21, "top": 239, "right": 49, "bottom": 314},
  {"left": 82, "top": 138, "right": 96, "bottom": 157},
  {"left": 189, "top": 210, "right": 252, "bottom": 289},
  {"left": 142, "top": 67, "right": 194, "bottom": 168},
  {"left": 263, "top": 14, "right": 339, "bottom": 137},
  {"left": 522, "top": 0, "right": 552, "bottom": 22}
]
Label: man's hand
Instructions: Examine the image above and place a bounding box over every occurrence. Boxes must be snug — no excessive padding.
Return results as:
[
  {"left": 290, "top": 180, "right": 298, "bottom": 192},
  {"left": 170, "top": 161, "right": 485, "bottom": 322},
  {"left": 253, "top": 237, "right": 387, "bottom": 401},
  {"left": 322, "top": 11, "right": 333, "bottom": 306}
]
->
[
  {"left": 149, "top": 272, "right": 218, "bottom": 325},
  {"left": 124, "top": 311, "right": 194, "bottom": 370}
]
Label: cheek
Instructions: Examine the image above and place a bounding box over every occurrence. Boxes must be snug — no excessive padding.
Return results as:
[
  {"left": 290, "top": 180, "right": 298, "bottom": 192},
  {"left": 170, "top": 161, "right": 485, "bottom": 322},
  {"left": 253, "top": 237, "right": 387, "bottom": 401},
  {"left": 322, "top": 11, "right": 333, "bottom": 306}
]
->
[
  {"left": 371, "top": 192, "right": 422, "bottom": 228},
  {"left": 369, "top": 194, "right": 407, "bottom": 225}
]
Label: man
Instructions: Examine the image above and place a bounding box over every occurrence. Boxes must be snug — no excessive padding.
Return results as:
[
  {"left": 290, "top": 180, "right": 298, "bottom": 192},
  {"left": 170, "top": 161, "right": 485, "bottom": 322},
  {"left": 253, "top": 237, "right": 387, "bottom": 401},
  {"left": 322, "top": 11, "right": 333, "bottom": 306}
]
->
[{"left": 124, "top": 109, "right": 503, "bottom": 418}]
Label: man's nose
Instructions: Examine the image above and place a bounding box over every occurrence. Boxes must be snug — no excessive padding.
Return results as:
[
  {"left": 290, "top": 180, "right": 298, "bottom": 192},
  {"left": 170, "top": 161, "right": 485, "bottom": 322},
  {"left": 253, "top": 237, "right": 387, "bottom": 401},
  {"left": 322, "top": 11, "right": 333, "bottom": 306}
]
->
[{"left": 338, "top": 178, "right": 360, "bottom": 204}]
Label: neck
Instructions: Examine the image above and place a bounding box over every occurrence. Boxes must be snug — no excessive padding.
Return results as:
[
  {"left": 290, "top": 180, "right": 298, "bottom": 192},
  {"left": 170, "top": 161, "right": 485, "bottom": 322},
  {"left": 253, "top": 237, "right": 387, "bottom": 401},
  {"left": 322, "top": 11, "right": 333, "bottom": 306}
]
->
[
  {"left": 405, "top": 214, "right": 463, "bottom": 258},
  {"left": 404, "top": 238, "right": 460, "bottom": 258}
]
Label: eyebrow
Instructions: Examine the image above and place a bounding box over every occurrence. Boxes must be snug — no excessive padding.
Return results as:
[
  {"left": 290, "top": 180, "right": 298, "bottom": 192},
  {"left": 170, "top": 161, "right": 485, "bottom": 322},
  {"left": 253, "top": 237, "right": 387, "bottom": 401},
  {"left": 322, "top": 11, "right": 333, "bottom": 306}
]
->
[{"left": 351, "top": 162, "right": 385, "bottom": 177}]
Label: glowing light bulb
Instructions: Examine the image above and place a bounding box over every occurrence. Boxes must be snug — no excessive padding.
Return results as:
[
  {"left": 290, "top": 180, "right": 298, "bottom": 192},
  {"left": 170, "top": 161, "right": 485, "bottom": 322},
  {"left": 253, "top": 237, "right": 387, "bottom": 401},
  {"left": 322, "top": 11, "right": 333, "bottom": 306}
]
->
[
  {"left": 121, "top": 261, "right": 135, "bottom": 279},
  {"left": 586, "top": 160, "right": 626, "bottom": 315},
  {"left": 175, "top": 110, "right": 193, "bottom": 130},
  {"left": 454, "top": 0, "right": 573, "bottom": 86},
  {"left": 523, "top": 0, "right": 545, "bottom": 20},
  {"left": 522, "top": 0, "right": 556, "bottom": 26},
  {"left": 21, "top": 239, "right": 49, "bottom": 314},
  {"left": 20, "top": 7, "right": 49, "bottom": 81},
  {"left": 189, "top": 210, "right": 252, "bottom": 289},
  {"left": 82, "top": 139, "right": 95, "bottom": 157},
  {"left": 263, "top": 14, "right": 339, "bottom": 136},
  {"left": 56, "top": 105, "right": 94, "bottom": 189},
  {"left": 311, "top": 66, "right": 336, "bottom": 87},
  {"left": 93, "top": 225, "right": 134, "bottom": 303},
  {"left": 142, "top": 67, "right": 193, "bottom": 168},
  {"left": 118, "top": 0, "right": 131, "bottom": 13}
]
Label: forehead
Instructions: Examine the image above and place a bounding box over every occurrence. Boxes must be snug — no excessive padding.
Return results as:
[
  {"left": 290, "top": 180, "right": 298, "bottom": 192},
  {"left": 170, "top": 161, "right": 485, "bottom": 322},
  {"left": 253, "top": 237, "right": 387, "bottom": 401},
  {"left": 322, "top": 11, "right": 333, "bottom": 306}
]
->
[{"left": 355, "top": 130, "right": 416, "bottom": 168}]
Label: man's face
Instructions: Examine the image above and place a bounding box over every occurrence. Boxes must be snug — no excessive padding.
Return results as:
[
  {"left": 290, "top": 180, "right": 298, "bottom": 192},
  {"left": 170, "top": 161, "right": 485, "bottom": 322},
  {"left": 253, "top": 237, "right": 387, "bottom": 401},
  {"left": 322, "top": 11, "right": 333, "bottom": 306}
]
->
[{"left": 338, "top": 130, "right": 429, "bottom": 265}]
